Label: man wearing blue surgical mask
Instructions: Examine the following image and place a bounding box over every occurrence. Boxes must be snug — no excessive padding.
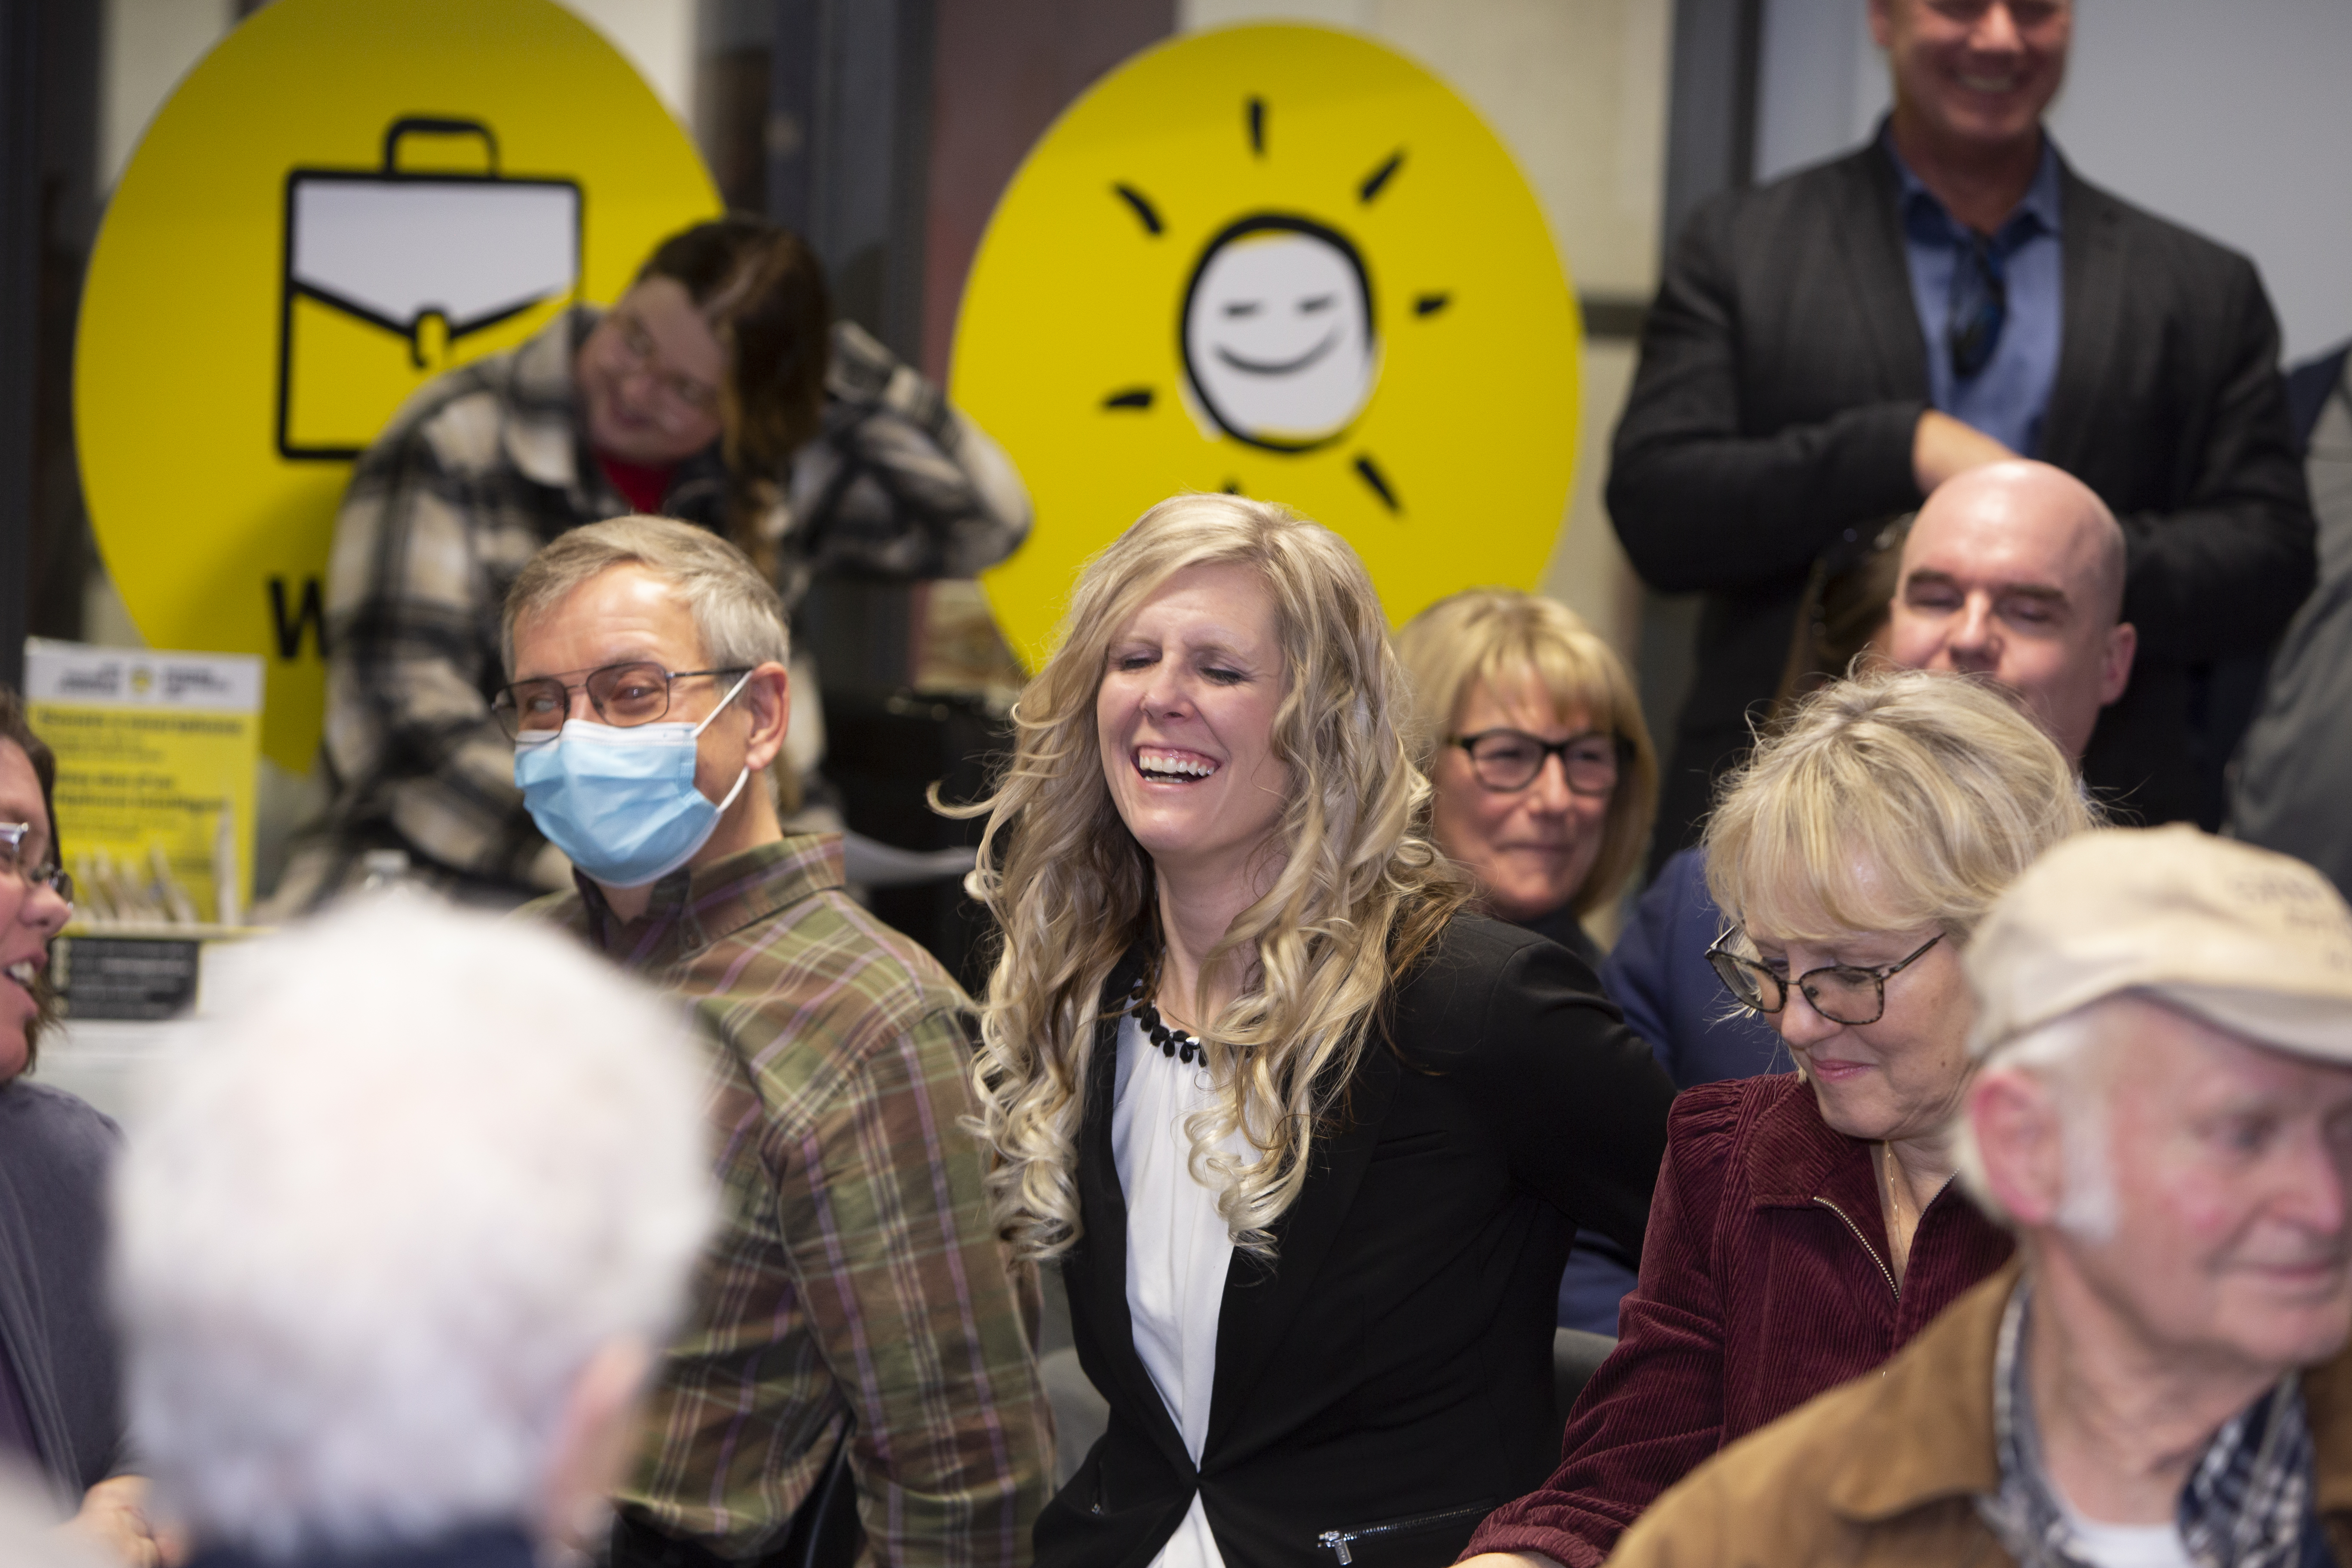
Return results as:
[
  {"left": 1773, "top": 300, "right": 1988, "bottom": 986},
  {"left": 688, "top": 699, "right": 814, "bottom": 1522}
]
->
[{"left": 499, "top": 515, "right": 1051, "bottom": 1568}]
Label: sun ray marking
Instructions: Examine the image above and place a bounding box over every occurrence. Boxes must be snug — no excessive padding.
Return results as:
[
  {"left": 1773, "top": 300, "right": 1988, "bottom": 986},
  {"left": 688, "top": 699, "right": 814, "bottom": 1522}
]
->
[
  {"left": 1112, "top": 183, "right": 1163, "bottom": 235},
  {"left": 1354, "top": 455, "right": 1400, "bottom": 513},
  {"left": 1415, "top": 292, "right": 1451, "bottom": 317},
  {"left": 1246, "top": 96, "right": 1266, "bottom": 156},
  {"left": 1359, "top": 150, "right": 1405, "bottom": 202},
  {"left": 1103, "top": 388, "right": 1154, "bottom": 409}
]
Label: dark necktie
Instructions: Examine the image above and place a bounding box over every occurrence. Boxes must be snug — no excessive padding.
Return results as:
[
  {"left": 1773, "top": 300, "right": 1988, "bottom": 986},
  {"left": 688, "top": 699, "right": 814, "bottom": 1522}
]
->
[{"left": 1947, "top": 230, "right": 2009, "bottom": 380}]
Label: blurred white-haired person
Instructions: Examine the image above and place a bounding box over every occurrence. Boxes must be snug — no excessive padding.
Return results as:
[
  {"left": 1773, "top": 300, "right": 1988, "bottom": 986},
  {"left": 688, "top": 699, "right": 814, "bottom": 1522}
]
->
[{"left": 112, "top": 897, "right": 715, "bottom": 1568}]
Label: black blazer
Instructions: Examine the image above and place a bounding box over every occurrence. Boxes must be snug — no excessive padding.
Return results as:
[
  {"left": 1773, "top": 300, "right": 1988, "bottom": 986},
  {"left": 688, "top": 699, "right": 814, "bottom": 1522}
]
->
[
  {"left": 1608, "top": 140, "right": 2315, "bottom": 851},
  {"left": 1036, "top": 917, "right": 1677, "bottom": 1568}
]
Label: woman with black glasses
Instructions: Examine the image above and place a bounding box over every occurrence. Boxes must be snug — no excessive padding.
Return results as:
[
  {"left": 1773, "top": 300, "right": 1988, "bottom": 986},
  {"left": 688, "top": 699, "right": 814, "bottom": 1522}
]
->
[
  {"left": 1395, "top": 591, "right": 1656, "bottom": 974},
  {"left": 1458, "top": 668, "right": 2094, "bottom": 1568},
  {"left": 1395, "top": 592, "right": 1661, "bottom": 1337}
]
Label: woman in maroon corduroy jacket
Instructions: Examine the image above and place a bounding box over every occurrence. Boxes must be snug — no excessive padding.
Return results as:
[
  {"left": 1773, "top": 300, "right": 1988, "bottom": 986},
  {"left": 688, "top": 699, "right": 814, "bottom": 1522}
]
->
[{"left": 1459, "top": 671, "right": 2097, "bottom": 1568}]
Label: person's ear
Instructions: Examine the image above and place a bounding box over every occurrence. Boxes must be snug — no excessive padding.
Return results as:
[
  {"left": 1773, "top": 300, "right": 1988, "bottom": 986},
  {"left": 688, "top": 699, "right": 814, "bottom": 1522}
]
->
[
  {"left": 2097, "top": 621, "right": 2136, "bottom": 708},
  {"left": 1867, "top": 0, "right": 1899, "bottom": 50},
  {"left": 1969, "top": 1066, "right": 2067, "bottom": 1227},
  {"left": 740, "top": 662, "right": 791, "bottom": 774},
  {"left": 536, "top": 1334, "right": 653, "bottom": 1554}
]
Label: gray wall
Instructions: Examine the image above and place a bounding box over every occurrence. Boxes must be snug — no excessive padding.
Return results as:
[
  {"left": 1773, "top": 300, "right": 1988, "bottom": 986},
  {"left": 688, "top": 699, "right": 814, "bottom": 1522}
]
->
[{"left": 1752, "top": 0, "right": 2352, "bottom": 363}]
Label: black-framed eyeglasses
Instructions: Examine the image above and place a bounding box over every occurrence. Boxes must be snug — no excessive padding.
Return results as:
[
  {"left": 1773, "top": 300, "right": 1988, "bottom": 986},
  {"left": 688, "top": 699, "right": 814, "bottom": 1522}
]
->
[
  {"left": 1706, "top": 931, "right": 1944, "bottom": 1027},
  {"left": 1449, "top": 729, "right": 1623, "bottom": 796},
  {"left": 0, "top": 822, "right": 73, "bottom": 905},
  {"left": 492, "top": 664, "right": 751, "bottom": 743}
]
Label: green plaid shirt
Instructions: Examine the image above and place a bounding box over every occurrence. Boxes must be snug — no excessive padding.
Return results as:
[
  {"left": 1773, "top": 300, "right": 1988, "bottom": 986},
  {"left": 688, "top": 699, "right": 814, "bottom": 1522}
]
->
[{"left": 534, "top": 835, "right": 1051, "bottom": 1565}]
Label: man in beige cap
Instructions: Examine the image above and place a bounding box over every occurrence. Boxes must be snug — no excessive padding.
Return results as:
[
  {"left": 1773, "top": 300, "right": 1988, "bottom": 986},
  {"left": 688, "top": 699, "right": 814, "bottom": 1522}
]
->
[{"left": 1606, "top": 824, "right": 2352, "bottom": 1568}]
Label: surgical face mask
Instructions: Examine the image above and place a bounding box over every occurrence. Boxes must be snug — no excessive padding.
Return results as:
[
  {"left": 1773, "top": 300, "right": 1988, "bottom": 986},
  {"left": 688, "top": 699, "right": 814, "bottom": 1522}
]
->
[{"left": 513, "top": 672, "right": 755, "bottom": 889}]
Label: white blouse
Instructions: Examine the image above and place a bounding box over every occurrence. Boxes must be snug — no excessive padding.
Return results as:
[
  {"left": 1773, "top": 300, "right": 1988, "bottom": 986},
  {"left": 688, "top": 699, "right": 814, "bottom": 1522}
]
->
[{"left": 1110, "top": 1011, "right": 1258, "bottom": 1568}]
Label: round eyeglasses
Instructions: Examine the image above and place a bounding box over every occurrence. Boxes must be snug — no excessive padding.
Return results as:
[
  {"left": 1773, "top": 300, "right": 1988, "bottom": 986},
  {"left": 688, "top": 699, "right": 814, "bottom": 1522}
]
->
[
  {"left": 1705, "top": 931, "right": 1944, "bottom": 1028},
  {"left": 0, "top": 822, "right": 73, "bottom": 906},
  {"left": 491, "top": 663, "right": 750, "bottom": 742},
  {"left": 1449, "top": 729, "right": 1623, "bottom": 796}
]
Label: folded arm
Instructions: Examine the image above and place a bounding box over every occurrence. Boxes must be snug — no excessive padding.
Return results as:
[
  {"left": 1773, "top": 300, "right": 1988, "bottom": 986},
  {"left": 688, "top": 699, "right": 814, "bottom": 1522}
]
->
[{"left": 1605, "top": 203, "right": 1928, "bottom": 597}]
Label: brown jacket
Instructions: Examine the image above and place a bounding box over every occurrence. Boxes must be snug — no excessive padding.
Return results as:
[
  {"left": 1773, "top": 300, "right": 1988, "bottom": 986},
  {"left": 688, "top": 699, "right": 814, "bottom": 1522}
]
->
[{"left": 1605, "top": 1260, "right": 2352, "bottom": 1568}]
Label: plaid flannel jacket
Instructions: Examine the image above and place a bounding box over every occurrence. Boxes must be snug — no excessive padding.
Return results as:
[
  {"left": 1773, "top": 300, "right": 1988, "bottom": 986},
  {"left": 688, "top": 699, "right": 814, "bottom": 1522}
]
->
[
  {"left": 303, "top": 306, "right": 1029, "bottom": 899},
  {"left": 535, "top": 835, "right": 1051, "bottom": 1567}
]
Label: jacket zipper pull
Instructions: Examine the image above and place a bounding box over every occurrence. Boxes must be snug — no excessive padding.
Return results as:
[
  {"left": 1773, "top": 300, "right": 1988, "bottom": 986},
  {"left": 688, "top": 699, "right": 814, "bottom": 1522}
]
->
[{"left": 1318, "top": 1530, "right": 1355, "bottom": 1564}]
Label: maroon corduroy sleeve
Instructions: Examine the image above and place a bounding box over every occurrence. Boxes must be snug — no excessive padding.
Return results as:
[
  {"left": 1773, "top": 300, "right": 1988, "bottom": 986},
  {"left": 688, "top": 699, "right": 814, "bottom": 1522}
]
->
[{"left": 1460, "top": 1084, "right": 1747, "bottom": 1567}]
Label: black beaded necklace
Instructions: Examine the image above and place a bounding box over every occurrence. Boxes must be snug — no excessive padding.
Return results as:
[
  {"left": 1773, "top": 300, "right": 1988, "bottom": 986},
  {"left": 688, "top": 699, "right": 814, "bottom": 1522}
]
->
[{"left": 1126, "top": 975, "right": 1207, "bottom": 1066}]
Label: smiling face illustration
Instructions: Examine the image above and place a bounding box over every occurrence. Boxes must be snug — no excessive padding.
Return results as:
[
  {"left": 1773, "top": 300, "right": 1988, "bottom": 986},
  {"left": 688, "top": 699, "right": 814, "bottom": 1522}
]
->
[
  {"left": 949, "top": 24, "right": 1583, "bottom": 673},
  {"left": 1181, "top": 215, "right": 1375, "bottom": 450}
]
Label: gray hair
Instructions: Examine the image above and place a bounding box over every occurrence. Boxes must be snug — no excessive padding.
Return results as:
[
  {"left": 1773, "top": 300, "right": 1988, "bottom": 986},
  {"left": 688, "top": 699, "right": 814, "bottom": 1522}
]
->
[
  {"left": 1953, "top": 1006, "right": 2119, "bottom": 1242},
  {"left": 113, "top": 896, "right": 715, "bottom": 1558},
  {"left": 500, "top": 514, "right": 790, "bottom": 674}
]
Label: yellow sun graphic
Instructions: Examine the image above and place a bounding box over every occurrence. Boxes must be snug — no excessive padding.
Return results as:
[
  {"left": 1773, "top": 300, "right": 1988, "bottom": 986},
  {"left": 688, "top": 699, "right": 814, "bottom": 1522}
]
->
[{"left": 952, "top": 23, "right": 1582, "bottom": 667}]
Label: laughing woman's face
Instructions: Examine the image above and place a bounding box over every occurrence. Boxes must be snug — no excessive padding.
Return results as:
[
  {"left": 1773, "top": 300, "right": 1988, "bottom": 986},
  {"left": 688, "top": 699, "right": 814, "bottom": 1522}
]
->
[{"left": 1096, "top": 561, "right": 1293, "bottom": 891}]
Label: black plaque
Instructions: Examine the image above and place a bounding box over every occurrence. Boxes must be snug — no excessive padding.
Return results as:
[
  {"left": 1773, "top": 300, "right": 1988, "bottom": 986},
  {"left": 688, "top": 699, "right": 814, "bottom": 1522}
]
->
[{"left": 54, "top": 936, "right": 201, "bottom": 1021}]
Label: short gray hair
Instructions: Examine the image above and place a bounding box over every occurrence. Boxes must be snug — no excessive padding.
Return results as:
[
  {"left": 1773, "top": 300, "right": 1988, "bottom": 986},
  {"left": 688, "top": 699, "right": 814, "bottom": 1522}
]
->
[
  {"left": 113, "top": 897, "right": 715, "bottom": 1558},
  {"left": 501, "top": 514, "right": 790, "bottom": 675}
]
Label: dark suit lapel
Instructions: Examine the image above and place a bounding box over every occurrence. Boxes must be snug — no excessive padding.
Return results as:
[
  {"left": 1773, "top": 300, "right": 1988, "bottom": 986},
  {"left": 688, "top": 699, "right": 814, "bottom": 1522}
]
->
[
  {"left": 1202, "top": 1038, "right": 1402, "bottom": 1457},
  {"left": 1832, "top": 143, "right": 1931, "bottom": 398},
  {"left": 1075, "top": 959, "right": 1193, "bottom": 1476},
  {"left": 2040, "top": 162, "right": 2124, "bottom": 472}
]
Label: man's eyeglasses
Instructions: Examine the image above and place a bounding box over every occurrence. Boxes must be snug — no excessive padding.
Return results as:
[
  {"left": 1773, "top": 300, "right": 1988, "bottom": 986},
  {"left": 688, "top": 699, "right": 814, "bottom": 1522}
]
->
[
  {"left": 492, "top": 664, "right": 751, "bottom": 743},
  {"left": 1706, "top": 931, "right": 1944, "bottom": 1028},
  {"left": 1449, "top": 729, "right": 1623, "bottom": 796},
  {"left": 606, "top": 312, "right": 722, "bottom": 422},
  {"left": 0, "top": 823, "right": 73, "bottom": 905}
]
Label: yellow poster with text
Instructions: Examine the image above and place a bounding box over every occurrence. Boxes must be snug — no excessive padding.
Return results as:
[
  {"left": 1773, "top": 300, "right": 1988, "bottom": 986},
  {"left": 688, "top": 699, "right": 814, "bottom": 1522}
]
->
[
  {"left": 26, "top": 641, "right": 264, "bottom": 929},
  {"left": 75, "top": 0, "right": 720, "bottom": 773}
]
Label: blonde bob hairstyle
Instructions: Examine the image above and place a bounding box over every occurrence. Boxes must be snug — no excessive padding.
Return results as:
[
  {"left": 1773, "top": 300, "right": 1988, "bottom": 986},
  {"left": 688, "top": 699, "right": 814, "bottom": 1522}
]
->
[
  {"left": 1393, "top": 589, "right": 1659, "bottom": 916},
  {"left": 952, "top": 493, "right": 1471, "bottom": 1261},
  {"left": 1705, "top": 667, "right": 2095, "bottom": 946}
]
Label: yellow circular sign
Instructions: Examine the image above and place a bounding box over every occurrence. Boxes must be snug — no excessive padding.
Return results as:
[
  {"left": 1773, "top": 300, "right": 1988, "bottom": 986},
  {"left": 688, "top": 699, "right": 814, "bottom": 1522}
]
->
[
  {"left": 952, "top": 24, "right": 1581, "bottom": 667},
  {"left": 76, "top": 0, "right": 720, "bottom": 772}
]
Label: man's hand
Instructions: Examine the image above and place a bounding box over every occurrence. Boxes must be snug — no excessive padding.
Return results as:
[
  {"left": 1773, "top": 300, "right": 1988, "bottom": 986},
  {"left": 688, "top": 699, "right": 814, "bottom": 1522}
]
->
[
  {"left": 63, "top": 1476, "right": 186, "bottom": 1568},
  {"left": 1913, "top": 409, "right": 2015, "bottom": 493}
]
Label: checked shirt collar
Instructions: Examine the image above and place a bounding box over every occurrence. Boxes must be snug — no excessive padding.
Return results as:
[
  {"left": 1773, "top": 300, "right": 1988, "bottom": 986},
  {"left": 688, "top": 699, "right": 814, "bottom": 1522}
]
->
[{"left": 1977, "top": 1281, "right": 2321, "bottom": 1568}]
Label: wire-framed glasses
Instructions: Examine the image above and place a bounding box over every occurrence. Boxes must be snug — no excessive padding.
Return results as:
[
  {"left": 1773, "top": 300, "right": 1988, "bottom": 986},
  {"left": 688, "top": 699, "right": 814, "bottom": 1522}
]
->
[
  {"left": 1449, "top": 729, "right": 1623, "bottom": 796},
  {"left": 1705, "top": 931, "right": 1944, "bottom": 1027},
  {"left": 0, "top": 822, "right": 73, "bottom": 904},
  {"left": 491, "top": 663, "right": 750, "bottom": 743}
]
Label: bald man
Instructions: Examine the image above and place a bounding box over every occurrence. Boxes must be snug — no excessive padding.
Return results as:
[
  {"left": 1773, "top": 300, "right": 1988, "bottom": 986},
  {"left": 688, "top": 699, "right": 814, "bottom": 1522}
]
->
[
  {"left": 1589, "top": 464, "right": 2143, "bottom": 1327},
  {"left": 1886, "top": 459, "right": 2137, "bottom": 762}
]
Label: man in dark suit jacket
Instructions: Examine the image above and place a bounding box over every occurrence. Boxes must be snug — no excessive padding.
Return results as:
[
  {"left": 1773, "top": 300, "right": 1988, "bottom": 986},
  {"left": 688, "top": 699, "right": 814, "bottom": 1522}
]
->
[{"left": 1611, "top": 0, "right": 2313, "bottom": 859}]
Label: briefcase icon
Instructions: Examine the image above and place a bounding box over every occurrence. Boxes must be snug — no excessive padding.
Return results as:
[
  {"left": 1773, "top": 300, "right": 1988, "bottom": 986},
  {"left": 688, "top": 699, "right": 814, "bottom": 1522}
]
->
[{"left": 277, "top": 117, "right": 582, "bottom": 460}]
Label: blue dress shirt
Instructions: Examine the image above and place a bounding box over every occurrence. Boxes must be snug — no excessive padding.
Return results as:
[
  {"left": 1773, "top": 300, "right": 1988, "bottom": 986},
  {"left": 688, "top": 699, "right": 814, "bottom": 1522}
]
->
[{"left": 1886, "top": 125, "right": 2066, "bottom": 458}]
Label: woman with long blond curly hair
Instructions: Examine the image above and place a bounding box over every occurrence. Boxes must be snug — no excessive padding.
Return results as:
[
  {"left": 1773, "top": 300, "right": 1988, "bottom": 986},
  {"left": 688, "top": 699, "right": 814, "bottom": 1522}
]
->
[{"left": 956, "top": 495, "right": 1675, "bottom": 1568}]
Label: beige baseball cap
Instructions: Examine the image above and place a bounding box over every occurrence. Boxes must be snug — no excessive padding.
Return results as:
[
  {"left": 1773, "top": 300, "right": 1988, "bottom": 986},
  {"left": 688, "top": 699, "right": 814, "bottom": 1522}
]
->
[{"left": 1966, "top": 824, "right": 2352, "bottom": 1062}]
